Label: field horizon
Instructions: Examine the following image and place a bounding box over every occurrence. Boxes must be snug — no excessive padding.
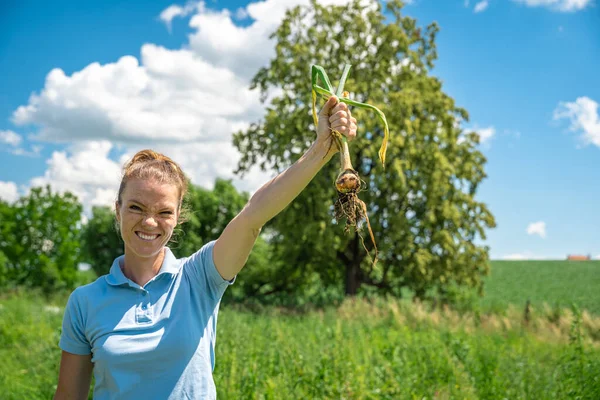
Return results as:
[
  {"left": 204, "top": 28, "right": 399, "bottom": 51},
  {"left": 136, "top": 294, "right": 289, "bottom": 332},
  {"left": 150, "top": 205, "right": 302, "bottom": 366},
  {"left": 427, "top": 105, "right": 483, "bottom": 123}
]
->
[{"left": 483, "top": 260, "right": 600, "bottom": 315}]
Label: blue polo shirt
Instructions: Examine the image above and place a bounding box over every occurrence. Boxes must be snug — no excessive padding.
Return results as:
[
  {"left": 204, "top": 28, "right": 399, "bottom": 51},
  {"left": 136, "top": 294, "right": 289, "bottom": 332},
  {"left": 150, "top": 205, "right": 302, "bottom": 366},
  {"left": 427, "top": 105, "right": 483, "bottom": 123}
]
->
[{"left": 59, "top": 241, "right": 234, "bottom": 400}]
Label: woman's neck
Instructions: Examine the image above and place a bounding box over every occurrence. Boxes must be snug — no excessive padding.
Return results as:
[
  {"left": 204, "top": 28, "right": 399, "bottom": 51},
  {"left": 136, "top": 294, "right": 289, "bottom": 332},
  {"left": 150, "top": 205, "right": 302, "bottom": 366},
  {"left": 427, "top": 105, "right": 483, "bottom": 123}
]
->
[{"left": 121, "top": 248, "right": 165, "bottom": 287}]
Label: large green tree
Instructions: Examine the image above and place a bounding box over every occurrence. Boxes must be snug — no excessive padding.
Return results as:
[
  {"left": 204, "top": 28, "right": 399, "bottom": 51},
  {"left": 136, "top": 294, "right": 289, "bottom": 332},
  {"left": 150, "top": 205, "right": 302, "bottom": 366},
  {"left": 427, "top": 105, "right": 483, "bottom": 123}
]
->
[
  {"left": 233, "top": 0, "right": 496, "bottom": 299},
  {"left": 2, "top": 186, "right": 83, "bottom": 292},
  {"left": 0, "top": 200, "right": 16, "bottom": 288}
]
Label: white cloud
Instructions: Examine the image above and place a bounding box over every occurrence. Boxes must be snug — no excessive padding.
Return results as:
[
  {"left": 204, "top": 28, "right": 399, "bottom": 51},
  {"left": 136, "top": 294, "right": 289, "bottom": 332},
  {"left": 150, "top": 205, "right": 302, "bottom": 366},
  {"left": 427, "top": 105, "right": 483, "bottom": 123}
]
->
[
  {"left": 0, "top": 181, "right": 19, "bottom": 203},
  {"left": 501, "top": 253, "right": 530, "bottom": 260},
  {"left": 187, "top": 8, "right": 271, "bottom": 80},
  {"left": 526, "top": 221, "right": 546, "bottom": 238},
  {"left": 186, "top": 0, "right": 353, "bottom": 79},
  {"left": 159, "top": 2, "right": 202, "bottom": 32},
  {"left": 13, "top": 0, "right": 349, "bottom": 145},
  {"left": 501, "top": 251, "right": 555, "bottom": 260},
  {"left": 0, "top": 130, "right": 41, "bottom": 157},
  {"left": 13, "top": 0, "right": 356, "bottom": 144},
  {"left": 464, "top": 0, "right": 470, "bottom": 6},
  {"left": 0, "top": 130, "right": 22, "bottom": 146},
  {"left": 458, "top": 125, "right": 495, "bottom": 145},
  {"left": 26, "top": 140, "right": 275, "bottom": 215},
  {"left": 11, "top": 145, "right": 42, "bottom": 157},
  {"left": 11, "top": 0, "right": 359, "bottom": 212},
  {"left": 29, "top": 141, "right": 122, "bottom": 211},
  {"left": 512, "top": 0, "right": 592, "bottom": 12},
  {"left": 12, "top": 49, "right": 265, "bottom": 144},
  {"left": 595, "top": 254, "right": 600, "bottom": 260},
  {"left": 475, "top": 126, "right": 495, "bottom": 143},
  {"left": 234, "top": 7, "right": 249, "bottom": 20},
  {"left": 150, "top": 142, "right": 277, "bottom": 195},
  {"left": 474, "top": 0, "right": 489, "bottom": 12},
  {"left": 553, "top": 96, "right": 600, "bottom": 147}
]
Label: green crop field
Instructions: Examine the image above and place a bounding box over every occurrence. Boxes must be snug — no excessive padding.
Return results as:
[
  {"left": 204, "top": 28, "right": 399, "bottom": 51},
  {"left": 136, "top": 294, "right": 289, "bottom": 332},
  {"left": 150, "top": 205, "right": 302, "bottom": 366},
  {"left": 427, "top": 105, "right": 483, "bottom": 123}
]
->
[
  {"left": 482, "top": 260, "right": 600, "bottom": 315},
  {"left": 1, "top": 291, "right": 599, "bottom": 399}
]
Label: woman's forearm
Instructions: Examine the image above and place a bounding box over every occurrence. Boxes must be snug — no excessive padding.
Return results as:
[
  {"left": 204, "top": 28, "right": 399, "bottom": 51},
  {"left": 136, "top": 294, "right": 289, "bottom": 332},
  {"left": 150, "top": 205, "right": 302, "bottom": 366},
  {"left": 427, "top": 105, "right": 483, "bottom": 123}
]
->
[{"left": 241, "top": 139, "right": 334, "bottom": 230}]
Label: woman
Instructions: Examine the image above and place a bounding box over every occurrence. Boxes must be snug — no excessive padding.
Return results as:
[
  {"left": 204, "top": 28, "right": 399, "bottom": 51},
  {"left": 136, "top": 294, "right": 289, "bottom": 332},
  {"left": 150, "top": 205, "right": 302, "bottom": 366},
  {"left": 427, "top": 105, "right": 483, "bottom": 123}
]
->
[{"left": 54, "top": 96, "right": 357, "bottom": 399}]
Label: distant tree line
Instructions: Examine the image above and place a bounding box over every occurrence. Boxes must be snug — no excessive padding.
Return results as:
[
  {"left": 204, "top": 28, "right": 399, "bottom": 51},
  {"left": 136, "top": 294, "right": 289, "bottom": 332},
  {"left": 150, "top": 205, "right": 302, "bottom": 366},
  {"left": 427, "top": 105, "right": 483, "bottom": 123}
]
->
[{"left": 0, "top": 173, "right": 493, "bottom": 308}]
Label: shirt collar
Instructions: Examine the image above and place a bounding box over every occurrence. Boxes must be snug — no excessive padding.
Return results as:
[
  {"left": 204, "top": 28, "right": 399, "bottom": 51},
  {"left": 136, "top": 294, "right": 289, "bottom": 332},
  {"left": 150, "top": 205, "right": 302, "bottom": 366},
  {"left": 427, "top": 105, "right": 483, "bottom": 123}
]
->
[{"left": 105, "top": 247, "right": 180, "bottom": 287}]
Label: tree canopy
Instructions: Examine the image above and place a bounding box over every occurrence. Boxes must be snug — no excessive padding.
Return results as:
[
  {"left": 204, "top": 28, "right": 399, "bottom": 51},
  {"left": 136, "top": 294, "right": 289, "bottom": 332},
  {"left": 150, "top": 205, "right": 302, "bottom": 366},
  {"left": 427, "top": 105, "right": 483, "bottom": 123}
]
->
[
  {"left": 0, "top": 186, "right": 82, "bottom": 292},
  {"left": 233, "top": 0, "right": 496, "bottom": 299}
]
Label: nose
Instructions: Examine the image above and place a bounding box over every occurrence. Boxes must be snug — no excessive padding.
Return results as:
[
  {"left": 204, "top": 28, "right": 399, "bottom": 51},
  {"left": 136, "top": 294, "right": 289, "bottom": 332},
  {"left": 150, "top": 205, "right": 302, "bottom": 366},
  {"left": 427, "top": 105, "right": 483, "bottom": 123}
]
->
[{"left": 141, "top": 214, "right": 158, "bottom": 228}]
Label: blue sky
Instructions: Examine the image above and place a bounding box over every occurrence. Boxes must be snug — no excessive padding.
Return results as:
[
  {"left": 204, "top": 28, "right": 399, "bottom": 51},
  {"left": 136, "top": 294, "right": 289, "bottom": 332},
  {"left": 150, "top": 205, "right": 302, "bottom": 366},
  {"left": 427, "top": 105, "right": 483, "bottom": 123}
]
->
[{"left": 0, "top": 0, "right": 598, "bottom": 260}]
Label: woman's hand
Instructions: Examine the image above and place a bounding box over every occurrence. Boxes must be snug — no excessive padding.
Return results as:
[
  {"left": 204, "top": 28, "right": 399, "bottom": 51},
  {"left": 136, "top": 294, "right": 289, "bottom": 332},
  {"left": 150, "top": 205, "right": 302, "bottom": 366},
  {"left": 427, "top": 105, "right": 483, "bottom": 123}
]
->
[{"left": 315, "top": 96, "right": 358, "bottom": 159}]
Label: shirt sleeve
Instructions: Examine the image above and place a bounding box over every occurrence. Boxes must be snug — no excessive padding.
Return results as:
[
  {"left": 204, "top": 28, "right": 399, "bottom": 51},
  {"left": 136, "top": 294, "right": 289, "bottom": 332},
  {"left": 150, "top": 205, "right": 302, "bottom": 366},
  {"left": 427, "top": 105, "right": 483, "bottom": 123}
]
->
[
  {"left": 59, "top": 288, "right": 92, "bottom": 355},
  {"left": 185, "top": 240, "right": 235, "bottom": 300}
]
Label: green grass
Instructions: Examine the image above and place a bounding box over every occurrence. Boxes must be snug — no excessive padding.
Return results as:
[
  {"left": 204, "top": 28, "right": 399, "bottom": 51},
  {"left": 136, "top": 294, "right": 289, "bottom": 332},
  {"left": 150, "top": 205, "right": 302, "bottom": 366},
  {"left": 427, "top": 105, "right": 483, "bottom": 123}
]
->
[
  {"left": 482, "top": 260, "right": 600, "bottom": 315},
  {"left": 0, "top": 292, "right": 65, "bottom": 399},
  {"left": 1, "top": 292, "right": 599, "bottom": 399}
]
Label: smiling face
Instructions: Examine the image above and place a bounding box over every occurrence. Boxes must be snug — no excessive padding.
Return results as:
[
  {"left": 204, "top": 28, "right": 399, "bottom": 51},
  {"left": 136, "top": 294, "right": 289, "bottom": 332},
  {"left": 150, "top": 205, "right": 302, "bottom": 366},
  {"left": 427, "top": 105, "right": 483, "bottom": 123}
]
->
[{"left": 116, "top": 178, "right": 180, "bottom": 260}]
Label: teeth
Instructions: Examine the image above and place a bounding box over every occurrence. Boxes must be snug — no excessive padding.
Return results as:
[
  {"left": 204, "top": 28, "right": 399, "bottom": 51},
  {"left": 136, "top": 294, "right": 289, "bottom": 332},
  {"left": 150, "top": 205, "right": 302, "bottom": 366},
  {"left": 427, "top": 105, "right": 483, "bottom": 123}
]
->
[{"left": 137, "top": 232, "right": 159, "bottom": 241}]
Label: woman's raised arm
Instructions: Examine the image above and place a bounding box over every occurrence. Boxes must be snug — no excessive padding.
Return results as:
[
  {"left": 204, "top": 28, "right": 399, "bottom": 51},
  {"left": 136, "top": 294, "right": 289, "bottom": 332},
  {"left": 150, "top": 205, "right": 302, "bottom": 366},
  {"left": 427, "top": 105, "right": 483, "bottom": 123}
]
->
[{"left": 213, "top": 96, "right": 357, "bottom": 280}]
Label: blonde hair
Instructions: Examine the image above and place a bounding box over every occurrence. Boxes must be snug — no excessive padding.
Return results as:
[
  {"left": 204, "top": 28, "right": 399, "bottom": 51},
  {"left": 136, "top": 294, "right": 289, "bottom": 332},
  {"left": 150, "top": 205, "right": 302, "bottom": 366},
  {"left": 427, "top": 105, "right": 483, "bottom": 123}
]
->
[{"left": 117, "top": 149, "right": 188, "bottom": 209}]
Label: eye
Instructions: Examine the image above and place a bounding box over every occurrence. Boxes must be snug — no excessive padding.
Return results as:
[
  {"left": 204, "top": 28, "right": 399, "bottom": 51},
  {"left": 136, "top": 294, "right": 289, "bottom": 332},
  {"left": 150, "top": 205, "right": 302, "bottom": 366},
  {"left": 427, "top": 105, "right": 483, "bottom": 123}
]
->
[
  {"left": 129, "top": 205, "right": 142, "bottom": 211},
  {"left": 160, "top": 211, "right": 174, "bottom": 216}
]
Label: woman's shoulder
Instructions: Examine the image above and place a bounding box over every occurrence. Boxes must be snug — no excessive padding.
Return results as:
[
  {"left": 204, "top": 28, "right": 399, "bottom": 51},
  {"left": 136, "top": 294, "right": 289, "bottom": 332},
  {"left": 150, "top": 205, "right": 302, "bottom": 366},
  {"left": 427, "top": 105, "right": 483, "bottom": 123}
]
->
[{"left": 69, "top": 274, "right": 116, "bottom": 303}]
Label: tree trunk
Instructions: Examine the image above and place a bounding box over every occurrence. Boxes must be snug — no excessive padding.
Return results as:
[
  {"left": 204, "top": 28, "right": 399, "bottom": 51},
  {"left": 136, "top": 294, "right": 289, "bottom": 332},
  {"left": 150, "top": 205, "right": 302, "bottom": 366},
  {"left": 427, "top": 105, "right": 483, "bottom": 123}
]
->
[
  {"left": 344, "top": 234, "right": 362, "bottom": 296},
  {"left": 344, "top": 261, "right": 361, "bottom": 296}
]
